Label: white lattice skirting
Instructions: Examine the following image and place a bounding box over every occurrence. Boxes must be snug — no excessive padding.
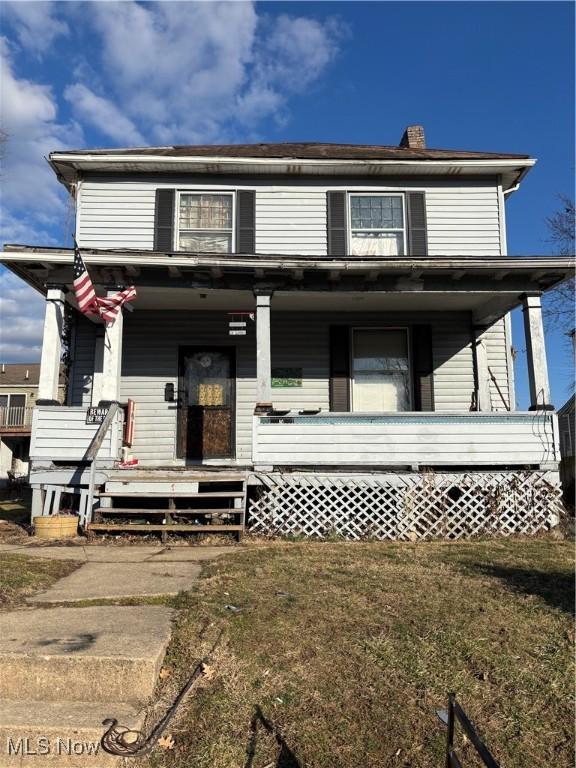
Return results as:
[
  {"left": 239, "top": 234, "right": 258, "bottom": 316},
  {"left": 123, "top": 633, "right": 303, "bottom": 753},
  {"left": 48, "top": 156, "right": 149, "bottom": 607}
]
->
[{"left": 248, "top": 471, "right": 563, "bottom": 540}]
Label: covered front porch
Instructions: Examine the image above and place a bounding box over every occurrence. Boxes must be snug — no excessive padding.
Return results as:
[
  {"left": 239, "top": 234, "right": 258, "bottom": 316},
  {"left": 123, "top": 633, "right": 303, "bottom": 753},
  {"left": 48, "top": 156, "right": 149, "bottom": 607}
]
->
[
  {"left": 6, "top": 246, "right": 567, "bottom": 474},
  {"left": 2, "top": 245, "right": 572, "bottom": 537}
]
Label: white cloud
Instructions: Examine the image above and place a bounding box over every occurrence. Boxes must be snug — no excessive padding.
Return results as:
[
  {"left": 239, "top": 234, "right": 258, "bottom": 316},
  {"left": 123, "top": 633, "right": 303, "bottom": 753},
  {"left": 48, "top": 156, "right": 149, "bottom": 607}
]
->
[
  {"left": 0, "top": 270, "right": 45, "bottom": 363},
  {"left": 0, "top": 2, "right": 346, "bottom": 360},
  {"left": 64, "top": 84, "right": 145, "bottom": 145},
  {"left": 0, "top": 38, "right": 81, "bottom": 244},
  {"left": 68, "top": 1, "right": 345, "bottom": 144},
  {"left": 2, "top": 1, "right": 68, "bottom": 56}
]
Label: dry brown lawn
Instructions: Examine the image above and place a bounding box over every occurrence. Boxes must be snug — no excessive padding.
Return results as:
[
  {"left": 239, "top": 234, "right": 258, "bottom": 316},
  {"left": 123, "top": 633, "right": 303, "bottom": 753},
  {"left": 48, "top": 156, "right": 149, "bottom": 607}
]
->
[
  {"left": 146, "top": 538, "right": 574, "bottom": 768},
  {"left": 0, "top": 552, "right": 81, "bottom": 607}
]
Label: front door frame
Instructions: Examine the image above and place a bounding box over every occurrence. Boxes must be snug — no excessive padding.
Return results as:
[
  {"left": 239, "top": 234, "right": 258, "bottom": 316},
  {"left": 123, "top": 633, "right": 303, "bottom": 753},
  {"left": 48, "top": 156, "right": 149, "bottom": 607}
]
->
[{"left": 177, "top": 345, "right": 237, "bottom": 461}]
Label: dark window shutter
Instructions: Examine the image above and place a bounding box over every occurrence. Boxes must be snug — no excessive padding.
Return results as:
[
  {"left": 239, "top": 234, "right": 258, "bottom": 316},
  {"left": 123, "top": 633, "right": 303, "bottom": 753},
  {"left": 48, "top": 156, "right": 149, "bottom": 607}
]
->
[
  {"left": 406, "top": 192, "right": 428, "bottom": 256},
  {"left": 236, "top": 190, "right": 256, "bottom": 253},
  {"left": 327, "top": 191, "right": 347, "bottom": 256},
  {"left": 154, "top": 189, "right": 175, "bottom": 251},
  {"left": 411, "top": 325, "right": 434, "bottom": 411},
  {"left": 329, "top": 326, "right": 350, "bottom": 411}
]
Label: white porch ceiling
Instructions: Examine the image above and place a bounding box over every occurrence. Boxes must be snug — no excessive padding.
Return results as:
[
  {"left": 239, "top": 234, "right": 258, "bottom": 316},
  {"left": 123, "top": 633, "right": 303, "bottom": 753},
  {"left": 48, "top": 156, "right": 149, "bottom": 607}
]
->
[{"left": 129, "top": 286, "right": 515, "bottom": 313}]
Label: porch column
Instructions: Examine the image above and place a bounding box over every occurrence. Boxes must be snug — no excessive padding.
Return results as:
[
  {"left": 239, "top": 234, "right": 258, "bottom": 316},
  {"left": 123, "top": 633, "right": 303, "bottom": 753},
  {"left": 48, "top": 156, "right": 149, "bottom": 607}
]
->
[
  {"left": 522, "top": 294, "right": 552, "bottom": 410},
  {"left": 100, "top": 293, "right": 124, "bottom": 403},
  {"left": 91, "top": 329, "right": 105, "bottom": 406},
  {"left": 255, "top": 291, "right": 273, "bottom": 410},
  {"left": 37, "top": 287, "right": 65, "bottom": 404},
  {"left": 472, "top": 326, "right": 491, "bottom": 411}
]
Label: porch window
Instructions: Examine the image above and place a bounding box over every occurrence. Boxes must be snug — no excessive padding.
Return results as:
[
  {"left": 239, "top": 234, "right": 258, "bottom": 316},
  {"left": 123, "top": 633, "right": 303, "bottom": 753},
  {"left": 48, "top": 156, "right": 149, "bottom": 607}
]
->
[
  {"left": 177, "top": 192, "right": 234, "bottom": 253},
  {"left": 349, "top": 194, "right": 405, "bottom": 256},
  {"left": 351, "top": 329, "right": 411, "bottom": 412}
]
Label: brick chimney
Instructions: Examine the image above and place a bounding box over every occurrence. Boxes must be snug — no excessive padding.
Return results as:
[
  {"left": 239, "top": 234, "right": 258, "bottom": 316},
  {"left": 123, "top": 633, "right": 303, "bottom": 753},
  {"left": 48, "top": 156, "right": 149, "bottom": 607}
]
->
[{"left": 399, "top": 125, "right": 426, "bottom": 149}]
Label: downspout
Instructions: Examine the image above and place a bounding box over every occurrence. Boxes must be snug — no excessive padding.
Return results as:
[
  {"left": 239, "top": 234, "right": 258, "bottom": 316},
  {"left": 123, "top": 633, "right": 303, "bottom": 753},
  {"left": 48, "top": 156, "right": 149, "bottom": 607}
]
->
[{"left": 503, "top": 182, "right": 521, "bottom": 197}]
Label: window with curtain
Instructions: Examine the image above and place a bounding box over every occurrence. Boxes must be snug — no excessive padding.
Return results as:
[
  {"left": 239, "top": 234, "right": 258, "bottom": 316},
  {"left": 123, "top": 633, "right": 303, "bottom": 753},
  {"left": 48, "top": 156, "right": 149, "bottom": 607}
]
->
[
  {"left": 351, "top": 329, "right": 411, "bottom": 412},
  {"left": 178, "top": 193, "right": 234, "bottom": 253},
  {"left": 349, "top": 194, "right": 405, "bottom": 256}
]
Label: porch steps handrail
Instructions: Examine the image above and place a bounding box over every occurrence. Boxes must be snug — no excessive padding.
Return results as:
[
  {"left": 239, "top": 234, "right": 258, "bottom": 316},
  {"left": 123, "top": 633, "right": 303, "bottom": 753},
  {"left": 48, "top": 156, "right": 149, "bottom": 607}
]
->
[
  {"left": 83, "top": 403, "right": 121, "bottom": 528},
  {"left": 85, "top": 403, "right": 121, "bottom": 461}
]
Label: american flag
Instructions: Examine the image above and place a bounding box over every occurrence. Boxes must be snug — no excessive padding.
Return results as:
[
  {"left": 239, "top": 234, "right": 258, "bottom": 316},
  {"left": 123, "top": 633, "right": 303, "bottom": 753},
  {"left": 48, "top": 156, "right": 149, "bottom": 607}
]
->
[{"left": 73, "top": 243, "right": 136, "bottom": 324}]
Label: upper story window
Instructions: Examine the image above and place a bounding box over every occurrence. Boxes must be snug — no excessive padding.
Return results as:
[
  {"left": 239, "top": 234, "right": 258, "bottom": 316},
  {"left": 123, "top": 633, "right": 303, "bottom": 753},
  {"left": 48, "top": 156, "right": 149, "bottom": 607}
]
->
[
  {"left": 177, "top": 192, "right": 234, "bottom": 253},
  {"left": 349, "top": 194, "right": 405, "bottom": 256}
]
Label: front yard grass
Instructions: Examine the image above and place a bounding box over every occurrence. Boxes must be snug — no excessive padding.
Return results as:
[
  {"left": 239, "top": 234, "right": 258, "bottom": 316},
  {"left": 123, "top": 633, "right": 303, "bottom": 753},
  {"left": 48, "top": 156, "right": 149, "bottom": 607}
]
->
[
  {"left": 0, "top": 553, "right": 80, "bottom": 607},
  {"left": 152, "top": 539, "right": 574, "bottom": 768}
]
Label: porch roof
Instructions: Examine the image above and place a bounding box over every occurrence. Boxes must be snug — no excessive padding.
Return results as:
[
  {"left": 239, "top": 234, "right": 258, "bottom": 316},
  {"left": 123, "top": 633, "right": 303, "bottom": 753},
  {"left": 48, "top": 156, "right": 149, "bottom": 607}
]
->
[{"left": 2, "top": 245, "right": 574, "bottom": 325}]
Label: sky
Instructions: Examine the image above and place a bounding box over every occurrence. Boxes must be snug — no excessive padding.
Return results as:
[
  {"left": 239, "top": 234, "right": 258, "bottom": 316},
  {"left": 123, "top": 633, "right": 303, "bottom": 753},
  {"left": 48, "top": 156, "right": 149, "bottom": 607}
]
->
[{"left": 0, "top": 0, "right": 574, "bottom": 408}]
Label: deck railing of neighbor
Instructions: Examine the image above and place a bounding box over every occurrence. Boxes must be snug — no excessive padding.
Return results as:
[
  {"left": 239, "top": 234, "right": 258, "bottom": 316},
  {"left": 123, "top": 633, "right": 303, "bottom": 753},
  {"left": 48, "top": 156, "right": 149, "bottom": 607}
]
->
[
  {"left": 0, "top": 406, "right": 34, "bottom": 430},
  {"left": 30, "top": 406, "right": 123, "bottom": 464},
  {"left": 252, "top": 411, "right": 559, "bottom": 467}
]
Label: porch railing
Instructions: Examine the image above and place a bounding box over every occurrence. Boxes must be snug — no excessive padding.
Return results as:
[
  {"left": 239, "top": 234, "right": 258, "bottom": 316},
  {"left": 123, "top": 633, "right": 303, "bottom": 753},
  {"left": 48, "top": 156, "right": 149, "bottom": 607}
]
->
[
  {"left": 0, "top": 405, "right": 34, "bottom": 429},
  {"left": 252, "top": 411, "right": 559, "bottom": 468},
  {"left": 30, "top": 406, "right": 123, "bottom": 464}
]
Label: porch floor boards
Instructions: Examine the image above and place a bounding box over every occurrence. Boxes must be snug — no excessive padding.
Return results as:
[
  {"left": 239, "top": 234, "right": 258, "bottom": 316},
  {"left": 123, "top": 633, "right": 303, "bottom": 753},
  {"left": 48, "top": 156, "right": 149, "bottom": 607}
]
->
[
  {"left": 107, "top": 470, "right": 248, "bottom": 482},
  {"left": 98, "top": 491, "right": 246, "bottom": 498}
]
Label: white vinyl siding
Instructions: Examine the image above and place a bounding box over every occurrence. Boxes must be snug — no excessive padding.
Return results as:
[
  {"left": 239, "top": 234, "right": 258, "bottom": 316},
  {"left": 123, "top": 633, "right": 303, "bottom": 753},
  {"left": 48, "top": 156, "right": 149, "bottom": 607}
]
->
[
  {"left": 69, "top": 316, "right": 97, "bottom": 406},
  {"left": 479, "top": 317, "right": 511, "bottom": 412},
  {"left": 76, "top": 176, "right": 502, "bottom": 256}
]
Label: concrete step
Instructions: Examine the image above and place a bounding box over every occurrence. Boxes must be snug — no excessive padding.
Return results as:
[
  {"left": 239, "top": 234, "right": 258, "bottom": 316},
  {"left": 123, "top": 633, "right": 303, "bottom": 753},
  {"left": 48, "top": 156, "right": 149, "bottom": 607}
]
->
[
  {"left": 0, "top": 606, "right": 173, "bottom": 704},
  {"left": 0, "top": 699, "right": 142, "bottom": 767}
]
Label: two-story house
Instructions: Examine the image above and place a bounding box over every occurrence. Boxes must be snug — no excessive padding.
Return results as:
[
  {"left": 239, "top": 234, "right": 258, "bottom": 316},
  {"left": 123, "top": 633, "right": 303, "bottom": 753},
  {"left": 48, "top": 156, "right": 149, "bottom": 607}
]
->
[{"left": 2, "top": 125, "right": 573, "bottom": 539}]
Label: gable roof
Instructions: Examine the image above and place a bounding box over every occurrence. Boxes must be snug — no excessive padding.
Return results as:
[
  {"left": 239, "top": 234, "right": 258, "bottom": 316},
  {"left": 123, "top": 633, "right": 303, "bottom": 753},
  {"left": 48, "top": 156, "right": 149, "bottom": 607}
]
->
[
  {"left": 0, "top": 363, "right": 65, "bottom": 387},
  {"left": 52, "top": 141, "right": 531, "bottom": 161}
]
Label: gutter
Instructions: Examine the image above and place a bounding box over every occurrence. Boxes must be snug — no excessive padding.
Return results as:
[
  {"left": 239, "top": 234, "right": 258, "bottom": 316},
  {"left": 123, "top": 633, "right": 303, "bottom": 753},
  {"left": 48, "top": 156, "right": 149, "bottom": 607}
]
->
[{"left": 2, "top": 246, "right": 573, "bottom": 274}]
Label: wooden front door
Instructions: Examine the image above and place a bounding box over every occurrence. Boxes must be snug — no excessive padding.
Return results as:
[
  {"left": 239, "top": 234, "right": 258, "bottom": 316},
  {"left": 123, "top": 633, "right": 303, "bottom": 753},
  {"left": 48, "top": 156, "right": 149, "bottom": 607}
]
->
[{"left": 178, "top": 347, "right": 235, "bottom": 460}]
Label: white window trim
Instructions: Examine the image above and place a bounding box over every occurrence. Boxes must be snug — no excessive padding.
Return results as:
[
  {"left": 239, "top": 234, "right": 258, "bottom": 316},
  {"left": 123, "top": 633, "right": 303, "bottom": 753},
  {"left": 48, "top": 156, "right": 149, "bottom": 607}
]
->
[
  {"left": 347, "top": 192, "right": 407, "bottom": 256},
  {"left": 350, "top": 326, "right": 413, "bottom": 413},
  {"left": 175, "top": 190, "right": 236, "bottom": 253}
]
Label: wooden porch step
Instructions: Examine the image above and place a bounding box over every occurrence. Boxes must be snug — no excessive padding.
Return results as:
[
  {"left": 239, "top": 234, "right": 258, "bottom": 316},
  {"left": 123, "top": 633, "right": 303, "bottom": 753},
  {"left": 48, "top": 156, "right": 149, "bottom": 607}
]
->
[
  {"left": 109, "top": 472, "right": 246, "bottom": 482},
  {"left": 88, "top": 523, "right": 244, "bottom": 533},
  {"left": 99, "top": 491, "right": 245, "bottom": 498},
  {"left": 99, "top": 507, "right": 242, "bottom": 516}
]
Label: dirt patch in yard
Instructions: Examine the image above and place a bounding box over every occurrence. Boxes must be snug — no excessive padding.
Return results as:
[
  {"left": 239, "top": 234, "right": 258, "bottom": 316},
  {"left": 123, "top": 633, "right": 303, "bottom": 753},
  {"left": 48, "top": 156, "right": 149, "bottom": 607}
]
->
[{"left": 142, "top": 539, "right": 574, "bottom": 768}]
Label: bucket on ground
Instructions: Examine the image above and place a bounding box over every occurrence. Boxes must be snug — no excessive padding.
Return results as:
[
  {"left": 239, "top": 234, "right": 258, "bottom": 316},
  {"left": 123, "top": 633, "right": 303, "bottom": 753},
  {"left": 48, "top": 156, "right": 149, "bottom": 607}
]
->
[{"left": 34, "top": 515, "right": 78, "bottom": 539}]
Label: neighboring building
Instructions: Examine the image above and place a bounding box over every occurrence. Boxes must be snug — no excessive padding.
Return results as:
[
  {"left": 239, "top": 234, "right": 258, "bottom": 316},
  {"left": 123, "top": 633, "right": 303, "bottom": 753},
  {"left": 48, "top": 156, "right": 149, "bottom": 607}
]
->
[
  {"left": 557, "top": 329, "right": 575, "bottom": 508},
  {"left": 0, "top": 363, "right": 65, "bottom": 485},
  {"left": 1, "top": 126, "right": 574, "bottom": 537}
]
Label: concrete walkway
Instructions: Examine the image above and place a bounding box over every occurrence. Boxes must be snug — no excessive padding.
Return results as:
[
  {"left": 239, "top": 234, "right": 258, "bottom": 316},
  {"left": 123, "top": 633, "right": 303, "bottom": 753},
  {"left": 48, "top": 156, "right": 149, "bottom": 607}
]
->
[
  {"left": 0, "top": 544, "right": 231, "bottom": 766},
  {"left": 0, "top": 543, "right": 233, "bottom": 602}
]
